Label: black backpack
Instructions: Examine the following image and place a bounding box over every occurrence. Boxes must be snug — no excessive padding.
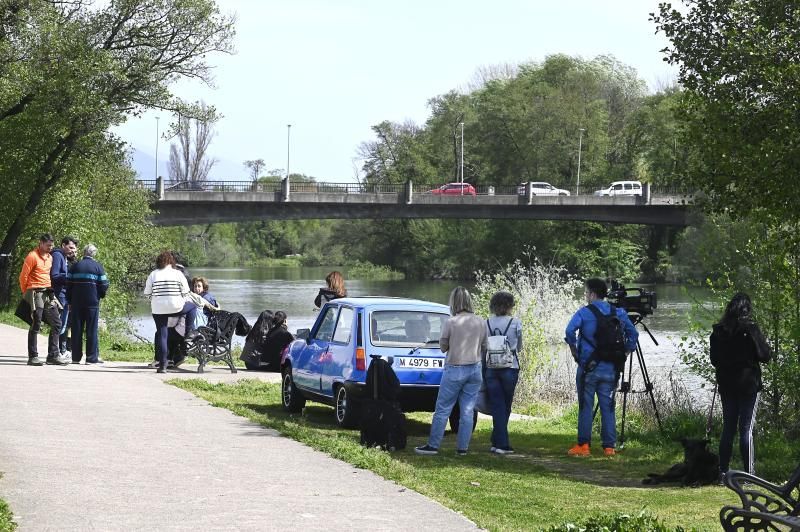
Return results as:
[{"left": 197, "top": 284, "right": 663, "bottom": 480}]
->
[{"left": 584, "top": 304, "right": 628, "bottom": 371}]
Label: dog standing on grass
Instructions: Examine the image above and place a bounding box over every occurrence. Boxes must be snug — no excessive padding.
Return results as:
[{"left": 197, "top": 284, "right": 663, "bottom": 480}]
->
[{"left": 642, "top": 438, "right": 720, "bottom": 486}]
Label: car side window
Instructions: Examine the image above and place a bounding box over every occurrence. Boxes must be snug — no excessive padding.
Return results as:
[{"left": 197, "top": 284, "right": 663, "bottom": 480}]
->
[
  {"left": 332, "top": 307, "right": 354, "bottom": 344},
  {"left": 624, "top": 184, "right": 633, "bottom": 190},
  {"left": 613, "top": 184, "right": 623, "bottom": 191},
  {"left": 315, "top": 306, "right": 338, "bottom": 342}
]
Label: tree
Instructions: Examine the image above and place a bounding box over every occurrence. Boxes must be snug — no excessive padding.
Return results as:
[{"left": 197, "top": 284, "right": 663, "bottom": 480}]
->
[
  {"left": 652, "top": 1, "right": 800, "bottom": 216},
  {"left": 0, "top": 0, "right": 235, "bottom": 304},
  {"left": 168, "top": 104, "right": 218, "bottom": 185},
  {"left": 243, "top": 159, "right": 266, "bottom": 181}
]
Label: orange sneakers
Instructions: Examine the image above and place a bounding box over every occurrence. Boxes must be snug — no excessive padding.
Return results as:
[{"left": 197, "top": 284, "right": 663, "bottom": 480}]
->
[
  {"left": 603, "top": 447, "right": 616, "bottom": 457},
  {"left": 567, "top": 443, "right": 590, "bottom": 456}
]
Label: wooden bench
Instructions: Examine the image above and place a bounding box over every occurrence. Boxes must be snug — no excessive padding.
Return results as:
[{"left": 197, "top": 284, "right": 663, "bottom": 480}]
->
[{"left": 720, "top": 464, "right": 800, "bottom": 531}]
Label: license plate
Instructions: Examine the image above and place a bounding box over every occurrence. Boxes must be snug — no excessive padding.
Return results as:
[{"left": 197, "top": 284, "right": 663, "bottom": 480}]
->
[{"left": 396, "top": 357, "right": 443, "bottom": 370}]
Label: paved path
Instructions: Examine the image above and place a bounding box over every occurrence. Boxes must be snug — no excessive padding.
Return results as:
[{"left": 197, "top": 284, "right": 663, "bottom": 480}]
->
[{"left": 0, "top": 324, "right": 477, "bottom": 531}]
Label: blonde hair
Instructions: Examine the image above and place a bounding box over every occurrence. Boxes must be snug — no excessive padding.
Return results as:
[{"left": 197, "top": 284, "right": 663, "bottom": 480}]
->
[
  {"left": 449, "top": 286, "right": 474, "bottom": 315},
  {"left": 326, "top": 271, "right": 347, "bottom": 297}
]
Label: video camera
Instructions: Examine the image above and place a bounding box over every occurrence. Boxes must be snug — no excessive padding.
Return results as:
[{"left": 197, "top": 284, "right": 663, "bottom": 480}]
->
[{"left": 607, "top": 280, "right": 657, "bottom": 317}]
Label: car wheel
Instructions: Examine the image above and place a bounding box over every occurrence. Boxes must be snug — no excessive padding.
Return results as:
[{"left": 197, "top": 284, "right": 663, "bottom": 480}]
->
[
  {"left": 334, "top": 385, "right": 359, "bottom": 428},
  {"left": 244, "top": 359, "right": 261, "bottom": 371},
  {"left": 281, "top": 366, "right": 305, "bottom": 413},
  {"left": 449, "top": 403, "right": 479, "bottom": 434}
]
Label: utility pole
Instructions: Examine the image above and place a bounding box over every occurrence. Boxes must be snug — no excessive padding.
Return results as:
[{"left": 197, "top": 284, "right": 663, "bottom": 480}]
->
[
  {"left": 576, "top": 128, "right": 585, "bottom": 195},
  {"left": 460, "top": 122, "right": 464, "bottom": 194},
  {"left": 286, "top": 124, "right": 292, "bottom": 181},
  {"left": 155, "top": 116, "right": 160, "bottom": 180}
]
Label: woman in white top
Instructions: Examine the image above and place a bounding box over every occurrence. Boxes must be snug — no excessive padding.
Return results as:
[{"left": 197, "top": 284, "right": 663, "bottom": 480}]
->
[
  {"left": 485, "top": 291, "right": 523, "bottom": 454},
  {"left": 143, "top": 251, "right": 196, "bottom": 373}
]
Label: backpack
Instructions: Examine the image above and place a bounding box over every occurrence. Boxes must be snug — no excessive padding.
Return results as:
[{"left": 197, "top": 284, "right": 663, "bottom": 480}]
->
[
  {"left": 485, "top": 318, "right": 515, "bottom": 369},
  {"left": 584, "top": 304, "right": 628, "bottom": 371}
]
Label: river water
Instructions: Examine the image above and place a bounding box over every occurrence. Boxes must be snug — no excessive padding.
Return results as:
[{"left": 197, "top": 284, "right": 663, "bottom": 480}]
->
[{"left": 131, "top": 267, "right": 712, "bottom": 384}]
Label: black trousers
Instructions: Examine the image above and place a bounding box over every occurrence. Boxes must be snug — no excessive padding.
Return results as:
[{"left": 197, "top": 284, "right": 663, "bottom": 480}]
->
[{"left": 28, "top": 301, "right": 61, "bottom": 358}]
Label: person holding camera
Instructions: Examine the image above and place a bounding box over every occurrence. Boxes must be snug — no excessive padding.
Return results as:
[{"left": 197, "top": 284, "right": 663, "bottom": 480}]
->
[
  {"left": 710, "top": 292, "right": 771, "bottom": 477},
  {"left": 564, "top": 278, "right": 638, "bottom": 457}
]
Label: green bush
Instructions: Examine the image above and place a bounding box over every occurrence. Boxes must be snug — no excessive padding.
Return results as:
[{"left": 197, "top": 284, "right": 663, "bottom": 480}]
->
[
  {"left": 0, "top": 499, "right": 17, "bottom": 532},
  {"left": 550, "top": 510, "right": 687, "bottom": 532}
]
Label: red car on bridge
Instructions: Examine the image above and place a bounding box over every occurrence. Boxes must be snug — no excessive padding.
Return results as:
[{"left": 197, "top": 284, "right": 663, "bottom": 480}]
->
[{"left": 428, "top": 182, "right": 477, "bottom": 196}]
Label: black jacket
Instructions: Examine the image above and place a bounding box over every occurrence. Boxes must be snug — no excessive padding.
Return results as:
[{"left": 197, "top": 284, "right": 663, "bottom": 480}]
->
[
  {"left": 314, "top": 288, "right": 341, "bottom": 308},
  {"left": 709, "top": 320, "right": 771, "bottom": 395}
]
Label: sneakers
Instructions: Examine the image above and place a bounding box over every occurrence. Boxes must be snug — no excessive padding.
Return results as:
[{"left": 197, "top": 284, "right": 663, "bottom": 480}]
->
[
  {"left": 86, "top": 359, "right": 104, "bottom": 365},
  {"left": 493, "top": 447, "right": 515, "bottom": 455},
  {"left": 489, "top": 446, "right": 497, "bottom": 453},
  {"left": 414, "top": 445, "right": 439, "bottom": 455},
  {"left": 156, "top": 367, "right": 166, "bottom": 374},
  {"left": 456, "top": 449, "right": 468, "bottom": 456},
  {"left": 603, "top": 447, "right": 616, "bottom": 457},
  {"left": 147, "top": 361, "right": 160, "bottom": 368},
  {"left": 567, "top": 443, "right": 591, "bottom": 456},
  {"left": 46, "top": 356, "right": 69, "bottom": 366},
  {"left": 28, "top": 356, "right": 44, "bottom": 366}
]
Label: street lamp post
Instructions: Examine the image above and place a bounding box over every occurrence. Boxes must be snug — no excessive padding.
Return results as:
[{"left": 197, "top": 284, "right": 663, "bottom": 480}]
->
[
  {"left": 286, "top": 124, "right": 292, "bottom": 181},
  {"left": 576, "top": 128, "right": 585, "bottom": 195},
  {"left": 460, "top": 122, "right": 464, "bottom": 194},
  {"left": 155, "top": 116, "right": 160, "bottom": 180}
]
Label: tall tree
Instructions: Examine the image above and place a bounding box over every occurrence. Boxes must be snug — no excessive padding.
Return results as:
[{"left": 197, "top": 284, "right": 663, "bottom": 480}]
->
[
  {"left": 167, "top": 104, "right": 218, "bottom": 185},
  {"left": 0, "top": 0, "right": 235, "bottom": 303}
]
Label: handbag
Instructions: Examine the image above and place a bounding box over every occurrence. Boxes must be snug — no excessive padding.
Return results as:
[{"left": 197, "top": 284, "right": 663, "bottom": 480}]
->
[
  {"left": 475, "top": 381, "right": 491, "bottom": 415},
  {"left": 15, "top": 298, "right": 33, "bottom": 326}
]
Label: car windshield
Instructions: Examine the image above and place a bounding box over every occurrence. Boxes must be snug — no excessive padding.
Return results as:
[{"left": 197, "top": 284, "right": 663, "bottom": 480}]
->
[{"left": 370, "top": 310, "right": 449, "bottom": 347}]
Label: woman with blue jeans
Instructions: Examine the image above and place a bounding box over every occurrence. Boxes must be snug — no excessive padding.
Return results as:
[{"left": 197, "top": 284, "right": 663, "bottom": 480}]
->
[
  {"left": 485, "top": 291, "right": 523, "bottom": 454},
  {"left": 416, "top": 287, "right": 487, "bottom": 456},
  {"left": 710, "top": 293, "right": 771, "bottom": 476}
]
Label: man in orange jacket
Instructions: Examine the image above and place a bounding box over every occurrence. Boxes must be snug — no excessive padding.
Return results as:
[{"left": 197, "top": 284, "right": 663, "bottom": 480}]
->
[{"left": 19, "top": 234, "right": 67, "bottom": 366}]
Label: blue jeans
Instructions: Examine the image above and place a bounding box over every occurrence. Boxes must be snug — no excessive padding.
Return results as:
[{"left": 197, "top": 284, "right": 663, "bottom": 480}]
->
[
  {"left": 485, "top": 367, "right": 519, "bottom": 449},
  {"left": 59, "top": 303, "right": 70, "bottom": 353},
  {"left": 71, "top": 306, "right": 100, "bottom": 363},
  {"left": 719, "top": 391, "right": 759, "bottom": 474},
  {"left": 152, "top": 302, "right": 198, "bottom": 367},
  {"left": 428, "top": 362, "right": 482, "bottom": 451},
  {"left": 576, "top": 363, "right": 618, "bottom": 448}
]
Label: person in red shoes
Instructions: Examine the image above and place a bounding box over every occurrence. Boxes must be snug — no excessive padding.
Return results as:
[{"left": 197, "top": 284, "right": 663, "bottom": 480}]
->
[{"left": 564, "top": 278, "right": 638, "bottom": 457}]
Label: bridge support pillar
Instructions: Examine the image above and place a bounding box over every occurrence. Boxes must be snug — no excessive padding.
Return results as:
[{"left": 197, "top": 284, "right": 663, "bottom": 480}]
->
[
  {"left": 281, "top": 177, "right": 290, "bottom": 202},
  {"left": 405, "top": 180, "right": 413, "bottom": 204},
  {"left": 525, "top": 182, "right": 533, "bottom": 205},
  {"left": 643, "top": 183, "right": 651, "bottom": 204},
  {"left": 156, "top": 176, "right": 164, "bottom": 200}
]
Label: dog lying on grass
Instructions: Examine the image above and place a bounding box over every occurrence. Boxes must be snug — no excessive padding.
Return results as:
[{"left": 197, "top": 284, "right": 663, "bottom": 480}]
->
[{"left": 642, "top": 438, "right": 719, "bottom": 486}]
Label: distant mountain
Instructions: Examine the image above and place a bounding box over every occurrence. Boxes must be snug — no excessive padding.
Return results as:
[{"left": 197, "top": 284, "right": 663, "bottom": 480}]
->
[{"left": 128, "top": 146, "right": 247, "bottom": 181}]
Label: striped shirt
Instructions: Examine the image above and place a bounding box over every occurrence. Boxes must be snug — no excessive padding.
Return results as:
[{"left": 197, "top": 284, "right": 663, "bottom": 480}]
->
[{"left": 144, "top": 265, "right": 189, "bottom": 314}]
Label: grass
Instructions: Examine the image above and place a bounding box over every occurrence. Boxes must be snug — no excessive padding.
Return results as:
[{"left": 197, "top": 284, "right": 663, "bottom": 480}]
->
[{"left": 170, "top": 378, "right": 750, "bottom": 531}]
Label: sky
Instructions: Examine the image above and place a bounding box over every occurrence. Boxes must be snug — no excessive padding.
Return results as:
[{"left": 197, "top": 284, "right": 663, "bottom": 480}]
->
[{"left": 117, "top": 0, "right": 678, "bottom": 183}]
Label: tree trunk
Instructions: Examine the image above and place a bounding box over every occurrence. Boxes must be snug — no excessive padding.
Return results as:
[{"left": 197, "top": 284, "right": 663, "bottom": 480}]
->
[{"left": 0, "top": 253, "right": 12, "bottom": 307}]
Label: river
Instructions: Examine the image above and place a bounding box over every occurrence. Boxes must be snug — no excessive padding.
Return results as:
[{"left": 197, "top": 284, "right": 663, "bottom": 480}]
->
[{"left": 131, "top": 266, "right": 713, "bottom": 383}]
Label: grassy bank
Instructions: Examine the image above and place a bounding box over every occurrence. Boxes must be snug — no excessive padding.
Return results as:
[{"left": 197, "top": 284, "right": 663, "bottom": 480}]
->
[{"left": 170, "top": 379, "right": 749, "bottom": 530}]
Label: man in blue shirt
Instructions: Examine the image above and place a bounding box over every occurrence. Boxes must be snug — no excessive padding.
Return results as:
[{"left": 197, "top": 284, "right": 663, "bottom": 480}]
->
[
  {"left": 50, "top": 235, "right": 79, "bottom": 357},
  {"left": 66, "top": 244, "right": 109, "bottom": 364},
  {"left": 564, "top": 278, "right": 638, "bottom": 456}
]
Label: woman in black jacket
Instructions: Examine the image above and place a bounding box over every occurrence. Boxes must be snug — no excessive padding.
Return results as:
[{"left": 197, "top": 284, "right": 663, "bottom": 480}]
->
[{"left": 710, "top": 292, "right": 771, "bottom": 476}]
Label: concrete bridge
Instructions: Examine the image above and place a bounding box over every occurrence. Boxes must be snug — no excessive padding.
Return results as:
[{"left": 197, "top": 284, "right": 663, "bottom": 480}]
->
[{"left": 141, "top": 179, "right": 693, "bottom": 227}]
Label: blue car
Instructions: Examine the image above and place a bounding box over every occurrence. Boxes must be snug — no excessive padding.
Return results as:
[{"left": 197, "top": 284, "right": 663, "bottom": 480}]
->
[{"left": 281, "top": 297, "right": 451, "bottom": 427}]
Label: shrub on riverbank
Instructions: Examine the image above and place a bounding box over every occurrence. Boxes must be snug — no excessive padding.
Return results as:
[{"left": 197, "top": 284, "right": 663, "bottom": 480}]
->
[
  {"left": 345, "top": 260, "right": 404, "bottom": 281},
  {"left": 473, "top": 257, "right": 582, "bottom": 406}
]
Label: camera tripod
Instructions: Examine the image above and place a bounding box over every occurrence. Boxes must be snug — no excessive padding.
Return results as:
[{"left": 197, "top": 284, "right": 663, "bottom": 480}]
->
[{"left": 591, "top": 312, "right": 663, "bottom": 448}]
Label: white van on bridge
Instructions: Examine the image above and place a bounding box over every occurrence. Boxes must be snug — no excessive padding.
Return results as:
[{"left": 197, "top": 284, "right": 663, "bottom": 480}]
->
[{"left": 595, "top": 180, "right": 643, "bottom": 197}]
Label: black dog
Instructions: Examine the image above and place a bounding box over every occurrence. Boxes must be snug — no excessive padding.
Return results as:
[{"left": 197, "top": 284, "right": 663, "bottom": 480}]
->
[{"left": 642, "top": 438, "right": 719, "bottom": 486}]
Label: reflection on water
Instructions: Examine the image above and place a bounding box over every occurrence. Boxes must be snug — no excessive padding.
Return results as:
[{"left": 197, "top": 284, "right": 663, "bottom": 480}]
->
[{"left": 130, "top": 267, "right": 714, "bottom": 390}]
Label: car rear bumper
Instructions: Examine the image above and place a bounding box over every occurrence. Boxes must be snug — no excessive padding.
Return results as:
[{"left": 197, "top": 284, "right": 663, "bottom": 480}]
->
[{"left": 344, "top": 381, "right": 440, "bottom": 412}]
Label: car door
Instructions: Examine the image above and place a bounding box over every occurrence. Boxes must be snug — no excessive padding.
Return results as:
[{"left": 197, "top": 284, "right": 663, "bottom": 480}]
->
[
  {"left": 294, "top": 304, "right": 338, "bottom": 391},
  {"left": 321, "top": 306, "right": 356, "bottom": 396},
  {"left": 611, "top": 183, "right": 624, "bottom": 196}
]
